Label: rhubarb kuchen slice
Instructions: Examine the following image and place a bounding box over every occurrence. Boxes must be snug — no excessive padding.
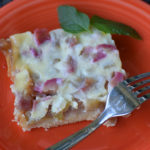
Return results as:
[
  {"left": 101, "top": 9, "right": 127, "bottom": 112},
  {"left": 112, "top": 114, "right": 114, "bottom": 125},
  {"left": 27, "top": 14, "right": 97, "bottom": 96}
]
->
[{"left": 0, "top": 28, "right": 125, "bottom": 131}]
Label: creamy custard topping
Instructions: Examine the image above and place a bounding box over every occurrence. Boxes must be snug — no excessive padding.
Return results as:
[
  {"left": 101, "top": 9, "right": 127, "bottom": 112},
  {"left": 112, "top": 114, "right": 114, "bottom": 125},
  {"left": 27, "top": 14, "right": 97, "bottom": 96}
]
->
[{"left": 10, "top": 28, "right": 125, "bottom": 121}]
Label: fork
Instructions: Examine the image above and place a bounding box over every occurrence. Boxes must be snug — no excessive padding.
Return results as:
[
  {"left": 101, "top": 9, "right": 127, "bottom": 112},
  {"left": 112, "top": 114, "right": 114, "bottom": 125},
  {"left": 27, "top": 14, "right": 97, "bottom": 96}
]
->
[{"left": 47, "top": 72, "right": 150, "bottom": 150}]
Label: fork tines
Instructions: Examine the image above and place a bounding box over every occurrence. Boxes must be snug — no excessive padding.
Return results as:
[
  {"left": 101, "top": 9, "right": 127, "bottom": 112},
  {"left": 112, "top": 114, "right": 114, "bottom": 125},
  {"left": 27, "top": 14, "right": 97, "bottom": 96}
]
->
[
  {"left": 125, "top": 72, "right": 150, "bottom": 84},
  {"left": 122, "top": 72, "right": 150, "bottom": 102}
]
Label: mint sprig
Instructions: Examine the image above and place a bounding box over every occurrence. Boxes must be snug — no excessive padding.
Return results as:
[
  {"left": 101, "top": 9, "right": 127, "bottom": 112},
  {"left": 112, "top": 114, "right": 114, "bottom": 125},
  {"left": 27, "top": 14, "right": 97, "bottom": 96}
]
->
[
  {"left": 57, "top": 5, "right": 142, "bottom": 40},
  {"left": 58, "top": 5, "right": 90, "bottom": 33},
  {"left": 91, "top": 16, "right": 142, "bottom": 40}
]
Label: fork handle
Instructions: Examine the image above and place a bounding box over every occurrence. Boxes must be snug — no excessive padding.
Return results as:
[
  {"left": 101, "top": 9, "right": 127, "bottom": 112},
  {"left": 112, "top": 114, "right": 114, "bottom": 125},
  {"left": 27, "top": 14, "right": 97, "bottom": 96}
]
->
[{"left": 46, "top": 109, "right": 112, "bottom": 150}]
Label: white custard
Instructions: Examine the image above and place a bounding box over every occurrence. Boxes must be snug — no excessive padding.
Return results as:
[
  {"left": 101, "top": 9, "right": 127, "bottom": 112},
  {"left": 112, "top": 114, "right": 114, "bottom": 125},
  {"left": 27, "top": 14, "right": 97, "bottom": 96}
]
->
[{"left": 10, "top": 28, "right": 125, "bottom": 121}]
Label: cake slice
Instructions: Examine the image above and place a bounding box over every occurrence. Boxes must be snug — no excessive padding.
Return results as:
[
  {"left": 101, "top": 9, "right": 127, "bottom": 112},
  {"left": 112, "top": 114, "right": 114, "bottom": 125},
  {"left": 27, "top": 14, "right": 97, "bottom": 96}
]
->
[{"left": 0, "top": 28, "right": 125, "bottom": 131}]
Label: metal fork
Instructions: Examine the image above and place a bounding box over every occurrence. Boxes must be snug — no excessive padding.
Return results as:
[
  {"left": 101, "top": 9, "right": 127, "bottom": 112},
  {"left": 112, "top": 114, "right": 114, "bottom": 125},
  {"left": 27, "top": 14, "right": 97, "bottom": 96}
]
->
[{"left": 47, "top": 72, "right": 150, "bottom": 150}]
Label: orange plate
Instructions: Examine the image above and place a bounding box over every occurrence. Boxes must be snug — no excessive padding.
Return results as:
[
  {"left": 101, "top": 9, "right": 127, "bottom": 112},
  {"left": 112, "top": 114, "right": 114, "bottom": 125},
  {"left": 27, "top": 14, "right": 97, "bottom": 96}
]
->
[{"left": 0, "top": 0, "right": 150, "bottom": 150}]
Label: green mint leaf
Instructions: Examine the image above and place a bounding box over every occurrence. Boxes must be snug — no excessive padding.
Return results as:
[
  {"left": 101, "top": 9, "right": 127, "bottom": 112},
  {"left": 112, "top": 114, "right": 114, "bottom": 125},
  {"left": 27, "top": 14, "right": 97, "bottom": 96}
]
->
[
  {"left": 58, "top": 5, "right": 90, "bottom": 33},
  {"left": 91, "top": 16, "right": 142, "bottom": 40}
]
